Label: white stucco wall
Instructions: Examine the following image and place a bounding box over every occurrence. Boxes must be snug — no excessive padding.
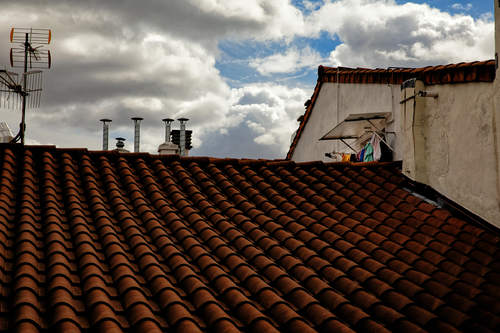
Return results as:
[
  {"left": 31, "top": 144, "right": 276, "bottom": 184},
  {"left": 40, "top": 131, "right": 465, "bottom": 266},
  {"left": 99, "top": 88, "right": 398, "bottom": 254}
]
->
[
  {"left": 402, "top": 81, "right": 500, "bottom": 227},
  {"left": 291, "top": 82, "right": 403, "bottom": 163}
]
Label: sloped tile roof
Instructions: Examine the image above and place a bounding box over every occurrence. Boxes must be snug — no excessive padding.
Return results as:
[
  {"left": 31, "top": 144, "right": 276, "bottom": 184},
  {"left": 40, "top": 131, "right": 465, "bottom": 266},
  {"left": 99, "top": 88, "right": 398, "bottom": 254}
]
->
[
  {"left": 318, "top": 60, "right": 496, "bottom": 85},
  {"left": 0, "top": 145, "right": 499, "bottom": 332},
  {"left": 287, "top": 60, "right": 496, "bottom": 160}
]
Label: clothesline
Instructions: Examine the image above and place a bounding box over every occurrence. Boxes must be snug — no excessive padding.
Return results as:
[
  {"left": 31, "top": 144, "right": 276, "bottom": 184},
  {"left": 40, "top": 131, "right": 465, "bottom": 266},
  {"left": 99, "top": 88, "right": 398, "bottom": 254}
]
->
[
  {"left": 337, "top": 130, "right": 395, "bottom": 155},
  {"left": 327, "top": 132, "right": 391, "bottom": 162}
]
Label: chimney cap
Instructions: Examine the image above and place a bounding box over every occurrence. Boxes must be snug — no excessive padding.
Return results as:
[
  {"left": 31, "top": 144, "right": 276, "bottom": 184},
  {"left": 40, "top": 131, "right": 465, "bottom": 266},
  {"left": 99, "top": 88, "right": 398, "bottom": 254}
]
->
[
  {"left": 131, "top": 117, "right": 144, "bottom": 122},
  {"left": 162, "top": 118, "right": 175, "bottom": 123},
  {"left": 100, "top": 118, "right": 112, "bottom": 123},
  {"left": 115, "top": 137, "right": 126, "bottom": 148},
  {"left": 178, "top": 117, "right": 189, "bottom": 122}
]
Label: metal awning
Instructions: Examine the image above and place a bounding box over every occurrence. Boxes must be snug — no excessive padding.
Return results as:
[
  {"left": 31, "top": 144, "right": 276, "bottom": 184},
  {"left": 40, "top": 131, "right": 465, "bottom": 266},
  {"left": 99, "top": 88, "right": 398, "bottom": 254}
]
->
[{"left": 320, "top": 112, "right": 392, "bottom": 140}]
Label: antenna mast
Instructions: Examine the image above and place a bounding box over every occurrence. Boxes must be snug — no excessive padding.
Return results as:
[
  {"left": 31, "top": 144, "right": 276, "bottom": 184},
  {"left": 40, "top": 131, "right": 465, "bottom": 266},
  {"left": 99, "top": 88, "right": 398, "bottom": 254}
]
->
[{"left": 0, "top": 28, "right": 51, "bottom": 144}]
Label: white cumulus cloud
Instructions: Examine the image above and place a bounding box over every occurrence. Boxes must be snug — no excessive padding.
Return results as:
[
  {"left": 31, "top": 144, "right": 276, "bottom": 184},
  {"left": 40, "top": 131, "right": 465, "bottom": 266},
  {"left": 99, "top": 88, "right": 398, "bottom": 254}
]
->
[
  {"left": 249, "top": 46, "right": 324, "bottom": 75},
  {"left": 306, "top": 0, "right": 493, "bottom": 68},
  {"left": 452, "top": 3, "right": 473, "bottom": 11}
]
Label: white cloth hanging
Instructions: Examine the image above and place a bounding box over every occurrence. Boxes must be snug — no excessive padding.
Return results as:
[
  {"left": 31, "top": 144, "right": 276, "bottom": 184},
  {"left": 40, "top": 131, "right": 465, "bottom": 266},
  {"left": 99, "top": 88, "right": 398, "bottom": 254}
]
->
[{"left": 370, "top": 134, "right": 382, "bottom": 161}]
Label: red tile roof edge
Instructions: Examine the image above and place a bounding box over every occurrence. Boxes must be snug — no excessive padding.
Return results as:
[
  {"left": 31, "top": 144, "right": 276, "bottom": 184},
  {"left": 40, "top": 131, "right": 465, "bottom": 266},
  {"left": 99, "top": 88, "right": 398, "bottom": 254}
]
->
[
  {"left": 401, "top": 172, "right": 500, "bottom": 240},
  {"left": 318, "top": 60, "right": 495, "bottom": 85},
  {"left": 0, "top": 144, "right": 401, "bottom": 171},
  {"left": 286, "top": 80, "right": 323, "bottom": 160},
  {"left": 286, "top": 59, "right": 496, "bottom": 160}
]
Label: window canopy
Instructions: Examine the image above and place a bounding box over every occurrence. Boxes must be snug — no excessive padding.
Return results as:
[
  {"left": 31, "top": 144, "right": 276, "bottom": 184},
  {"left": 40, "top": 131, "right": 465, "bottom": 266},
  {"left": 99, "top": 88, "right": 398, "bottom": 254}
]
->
[{"left": 320, "top": 112, "right": 392, "bottom": 141}]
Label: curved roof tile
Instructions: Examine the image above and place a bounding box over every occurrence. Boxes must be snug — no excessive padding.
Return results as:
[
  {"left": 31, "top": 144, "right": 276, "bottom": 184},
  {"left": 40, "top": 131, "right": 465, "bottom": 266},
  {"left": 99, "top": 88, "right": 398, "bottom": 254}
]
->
[{"left": 0, "top": 145, "right": 498, "bottom": 332}]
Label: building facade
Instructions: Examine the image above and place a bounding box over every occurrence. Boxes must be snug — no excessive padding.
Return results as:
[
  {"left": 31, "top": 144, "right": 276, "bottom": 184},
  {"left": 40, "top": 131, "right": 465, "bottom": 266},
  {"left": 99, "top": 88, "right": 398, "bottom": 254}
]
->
[{"left": 288, "top": 2, "right": 500, "bottom": 226}]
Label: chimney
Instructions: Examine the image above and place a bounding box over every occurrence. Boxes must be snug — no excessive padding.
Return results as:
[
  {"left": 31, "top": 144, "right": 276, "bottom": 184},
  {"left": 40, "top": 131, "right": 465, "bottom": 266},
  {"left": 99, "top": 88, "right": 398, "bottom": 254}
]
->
[
  {"left": 115, "top": 137, "right": 130, "bottom": 153},
  {"left": 162, "top": 118, "right": 174, "bottom": 142},
  {"left": 100, "top": 118, "right": 112, "bottom": 150},
  {"left": 158, "top": 118, "right": 179, "bottom": 155},
  {"left": 131, "top": 117, "right": 143, "bottom": 153},
  {"left": 178, "top": 117, "right": 189, "bottom": 157}
]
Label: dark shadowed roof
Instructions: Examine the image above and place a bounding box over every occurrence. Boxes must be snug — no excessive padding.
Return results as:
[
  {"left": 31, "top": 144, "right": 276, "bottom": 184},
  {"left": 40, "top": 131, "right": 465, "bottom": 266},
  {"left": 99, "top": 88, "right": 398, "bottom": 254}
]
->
[
  {"left": 287, "top": 60, "right": 496, "bottom": 160},
  {"left": 0, "top": 145, "right": 499, "bottom": 332}
]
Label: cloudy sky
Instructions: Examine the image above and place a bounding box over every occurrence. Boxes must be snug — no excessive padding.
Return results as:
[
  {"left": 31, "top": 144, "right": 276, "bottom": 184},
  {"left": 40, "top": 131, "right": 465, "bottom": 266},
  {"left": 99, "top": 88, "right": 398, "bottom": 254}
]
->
[{"left": 0, "top": 0, "right": 494, "bottom": 159}]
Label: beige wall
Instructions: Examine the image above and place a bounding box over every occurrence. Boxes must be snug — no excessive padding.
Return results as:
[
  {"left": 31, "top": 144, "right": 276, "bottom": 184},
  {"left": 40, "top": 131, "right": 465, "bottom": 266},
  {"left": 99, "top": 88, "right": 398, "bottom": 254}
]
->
[
  {"left": 291, "top": 82, "right": 403, "bottom": 162},
  {"left": 402, "top": 80, "right": 500, "bottom": 226}
]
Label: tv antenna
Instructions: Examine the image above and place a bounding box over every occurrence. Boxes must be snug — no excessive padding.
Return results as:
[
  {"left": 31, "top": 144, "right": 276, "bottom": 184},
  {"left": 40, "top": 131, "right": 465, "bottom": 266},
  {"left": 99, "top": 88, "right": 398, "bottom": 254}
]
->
[
  {"left": 10, "top": 28, "right": 51, "bottom": 70},
  {"left": 0, "top": 28, "right": 51, "bottom": 144}
]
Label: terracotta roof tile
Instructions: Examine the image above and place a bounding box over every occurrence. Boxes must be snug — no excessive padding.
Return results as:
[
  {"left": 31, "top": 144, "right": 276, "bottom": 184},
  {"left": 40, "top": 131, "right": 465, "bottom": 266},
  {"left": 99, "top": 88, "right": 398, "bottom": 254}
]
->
[{"left": 0, "top": 146, "right": 499, "bottom": 332}]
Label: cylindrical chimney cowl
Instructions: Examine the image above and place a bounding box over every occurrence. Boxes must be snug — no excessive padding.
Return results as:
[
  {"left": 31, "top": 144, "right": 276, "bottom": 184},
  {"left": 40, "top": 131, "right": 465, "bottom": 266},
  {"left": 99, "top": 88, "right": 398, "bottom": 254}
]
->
[
  {"left": 116, "top": 137, "right": 126, "bottom": 149},
  {"left": 115, "top": 137, "right": 130, "bottom": 153},
  {"left": 100, "top": 118, "right": 112, "bottom": 151},
  {"left": 131, "top": 117, "right": 143, "bottom": 153},
  {"left": 178, "top": 117, "right": 189, "bottom": 157},
  {"left": 162, "top": 118, "right": 174, "bottom": 143}
]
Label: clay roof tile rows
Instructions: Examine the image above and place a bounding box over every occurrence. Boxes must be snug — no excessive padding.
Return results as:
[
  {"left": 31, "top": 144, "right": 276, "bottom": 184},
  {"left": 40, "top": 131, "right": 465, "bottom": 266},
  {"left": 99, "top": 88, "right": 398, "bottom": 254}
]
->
[{"left": 0, "top": 145, "right": 499, "bottom": 332}]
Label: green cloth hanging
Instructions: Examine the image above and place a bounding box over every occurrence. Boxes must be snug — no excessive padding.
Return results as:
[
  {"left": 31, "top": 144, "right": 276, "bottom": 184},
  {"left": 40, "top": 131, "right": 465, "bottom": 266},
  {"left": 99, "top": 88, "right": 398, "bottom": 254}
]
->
[{"left": 363, "top": 142, "right": 374, "bottom": 162}]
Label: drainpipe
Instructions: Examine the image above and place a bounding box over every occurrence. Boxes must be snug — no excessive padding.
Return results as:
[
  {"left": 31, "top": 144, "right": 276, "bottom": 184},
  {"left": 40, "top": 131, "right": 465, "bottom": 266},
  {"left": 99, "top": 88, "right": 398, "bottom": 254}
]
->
[
  {"left": 131, "top": 117, "right": 143, "bottom": 153},
  {"left": 178, "top": 117, "right": 189, "bottom": 157},
  {"left": 337, "top": 67, "right": 340, "bottom": 124},
  {"left": 100, "top": 118, "right": 112, "bottom": 151},
  {"left": 336, "top": 66, "right": 340, "bottom": 157}
]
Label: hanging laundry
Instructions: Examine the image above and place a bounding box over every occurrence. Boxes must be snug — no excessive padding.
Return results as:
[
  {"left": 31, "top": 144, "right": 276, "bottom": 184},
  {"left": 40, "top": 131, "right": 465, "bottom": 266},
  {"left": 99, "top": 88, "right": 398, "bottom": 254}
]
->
[
  {"left": 363, "top": 142, "right": 374, "bottom": 162},
  {"left": 356, "top": 150, "right": 362, "bottom": 161},
  {"left": 370, "top": 134, "right": 382, "bottom": 161},
  {"left": 342, "top": 154, "right": 351, "bottom": 162},
  {"left": 357, "top": 148, "right": 365, "bottom": 162}
]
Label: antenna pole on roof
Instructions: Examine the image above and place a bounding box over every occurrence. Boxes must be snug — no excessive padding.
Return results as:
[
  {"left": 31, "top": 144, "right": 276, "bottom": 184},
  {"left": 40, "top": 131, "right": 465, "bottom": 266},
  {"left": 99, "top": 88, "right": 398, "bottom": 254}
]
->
[
  {"left": 20, "top": 33, "right": 28, "bottom": 145},
  {"left": 0, "top": 28, "right": 52, "bottom": 145}
]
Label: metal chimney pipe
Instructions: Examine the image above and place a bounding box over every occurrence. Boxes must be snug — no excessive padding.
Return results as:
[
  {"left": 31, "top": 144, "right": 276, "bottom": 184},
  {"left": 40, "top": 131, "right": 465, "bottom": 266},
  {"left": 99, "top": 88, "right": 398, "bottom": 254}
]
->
[
  {"left": 178, "top": 117, "right": 189, "bottom": 157},
  {"left": 131, "top": 117, "right": 143, "bottom": 153},
  {"left": 162, "top": 118, "right": 174, "bottom": 143},
  {"left": 100, "top": 118, "right": 112, "bottom": 151}
]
